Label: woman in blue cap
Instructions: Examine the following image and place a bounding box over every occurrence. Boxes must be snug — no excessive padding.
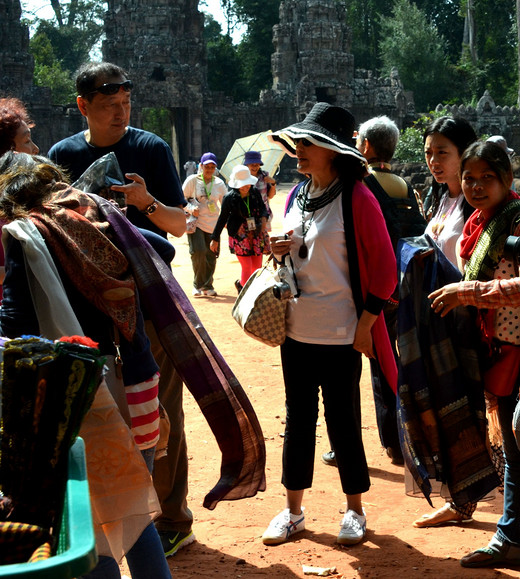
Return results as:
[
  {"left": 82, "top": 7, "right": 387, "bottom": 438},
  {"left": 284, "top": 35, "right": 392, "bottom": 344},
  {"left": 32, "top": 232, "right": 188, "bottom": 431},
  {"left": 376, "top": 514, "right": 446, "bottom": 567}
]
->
[
  {"left": 183, "top": 152, "right": 227, "bottom": 297},
  {"left": 243, "top": 150, "right": 277, "bottom": 231}
]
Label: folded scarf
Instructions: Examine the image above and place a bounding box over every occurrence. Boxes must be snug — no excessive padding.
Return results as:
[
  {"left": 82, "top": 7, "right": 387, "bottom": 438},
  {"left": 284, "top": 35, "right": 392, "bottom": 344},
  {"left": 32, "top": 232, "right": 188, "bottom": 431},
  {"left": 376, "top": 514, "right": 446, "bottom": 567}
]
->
[
  {"left": 49, "top": 187, "right": 267, "bottom": 509},
  {"left": 28, "top": 186, "right": 137, "bottom": 341}
]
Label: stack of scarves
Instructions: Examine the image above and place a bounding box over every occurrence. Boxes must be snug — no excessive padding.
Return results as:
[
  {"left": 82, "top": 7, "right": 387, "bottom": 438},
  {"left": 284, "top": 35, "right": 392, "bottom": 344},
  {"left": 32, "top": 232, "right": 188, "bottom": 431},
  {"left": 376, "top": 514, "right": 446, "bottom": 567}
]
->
[{"left": 0, "top": 336, "right": 104, "bottom": 564}]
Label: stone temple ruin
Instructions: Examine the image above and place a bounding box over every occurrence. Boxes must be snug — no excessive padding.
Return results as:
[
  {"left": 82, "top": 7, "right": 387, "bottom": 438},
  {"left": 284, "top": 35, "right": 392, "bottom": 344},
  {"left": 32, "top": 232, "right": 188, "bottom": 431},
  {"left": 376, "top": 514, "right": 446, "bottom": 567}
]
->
[{"left": 2, "top": 0, "right": 520, "bottom": 176}]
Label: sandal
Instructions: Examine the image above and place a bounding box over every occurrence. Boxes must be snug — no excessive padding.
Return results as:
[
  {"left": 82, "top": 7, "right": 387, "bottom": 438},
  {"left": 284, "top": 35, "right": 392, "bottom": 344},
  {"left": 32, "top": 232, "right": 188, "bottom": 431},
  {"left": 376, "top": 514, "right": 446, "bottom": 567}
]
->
[
  {"left": 461, "top": 546, "right": 520, "bottom": 568},
  {"left": 413, "top": 502, "right": 472, "bottom": 528}
]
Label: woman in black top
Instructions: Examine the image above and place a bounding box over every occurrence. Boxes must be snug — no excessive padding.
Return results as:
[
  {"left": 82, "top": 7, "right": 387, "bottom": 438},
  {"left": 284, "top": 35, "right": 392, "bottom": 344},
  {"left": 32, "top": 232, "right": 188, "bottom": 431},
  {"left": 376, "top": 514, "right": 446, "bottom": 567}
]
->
[{"left": 210, "top": 164, "right": 269, "bottom": 291}]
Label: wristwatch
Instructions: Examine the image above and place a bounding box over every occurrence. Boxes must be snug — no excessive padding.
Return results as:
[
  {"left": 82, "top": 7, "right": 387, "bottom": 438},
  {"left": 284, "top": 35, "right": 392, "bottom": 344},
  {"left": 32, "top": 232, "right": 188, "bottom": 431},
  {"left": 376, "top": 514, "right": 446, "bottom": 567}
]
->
[{"left": 141, "top": 198, "right": 158, "bottom": 215}]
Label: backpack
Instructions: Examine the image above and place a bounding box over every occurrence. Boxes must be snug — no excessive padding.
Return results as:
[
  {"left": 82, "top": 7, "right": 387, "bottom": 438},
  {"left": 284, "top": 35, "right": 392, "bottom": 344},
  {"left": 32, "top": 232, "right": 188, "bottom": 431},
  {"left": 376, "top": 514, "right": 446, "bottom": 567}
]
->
[{"left": 363, "top": 173, "right": 426, "bottom": 253}]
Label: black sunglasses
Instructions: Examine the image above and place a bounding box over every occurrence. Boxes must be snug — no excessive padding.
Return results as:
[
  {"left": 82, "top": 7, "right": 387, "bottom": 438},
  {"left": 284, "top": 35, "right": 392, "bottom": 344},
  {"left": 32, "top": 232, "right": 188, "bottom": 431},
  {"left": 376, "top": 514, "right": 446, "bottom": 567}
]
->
[
  {"left": 293, "top": 138, "right": 313, "bottom": 147},
  {"left": 83, "top": 80, "right": 134, "bottom": 97}
]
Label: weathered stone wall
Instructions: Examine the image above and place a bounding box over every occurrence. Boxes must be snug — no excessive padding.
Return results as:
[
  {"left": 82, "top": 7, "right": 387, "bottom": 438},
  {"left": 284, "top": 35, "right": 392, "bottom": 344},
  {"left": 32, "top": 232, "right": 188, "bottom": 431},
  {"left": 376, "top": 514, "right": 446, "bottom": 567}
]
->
[
  {"left": 1, "top": 0, "right": 34, "bottom": 96},
  {"left": 5, "top": 0, "right": 520, "bottom": 183},
  {"left": 438, "top": 91, "right": 520, "bottom": 154}
]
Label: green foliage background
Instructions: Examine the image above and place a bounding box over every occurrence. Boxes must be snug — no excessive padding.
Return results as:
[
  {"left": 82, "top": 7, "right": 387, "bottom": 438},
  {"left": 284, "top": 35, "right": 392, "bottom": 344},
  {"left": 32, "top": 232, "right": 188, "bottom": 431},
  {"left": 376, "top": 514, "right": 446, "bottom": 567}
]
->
[{"left": 24, "top": 0, "right": 520, "bottom": 160}]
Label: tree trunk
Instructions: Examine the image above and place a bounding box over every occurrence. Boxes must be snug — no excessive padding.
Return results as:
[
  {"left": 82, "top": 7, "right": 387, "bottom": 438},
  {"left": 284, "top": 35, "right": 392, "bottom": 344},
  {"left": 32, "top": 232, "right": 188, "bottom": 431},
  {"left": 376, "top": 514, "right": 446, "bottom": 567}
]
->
[
  {"left": 462, "top": 0, "right": 477, "bottom": 64},
  {"left": 50, "top": 0, "right": 64, "bottom": 27}
]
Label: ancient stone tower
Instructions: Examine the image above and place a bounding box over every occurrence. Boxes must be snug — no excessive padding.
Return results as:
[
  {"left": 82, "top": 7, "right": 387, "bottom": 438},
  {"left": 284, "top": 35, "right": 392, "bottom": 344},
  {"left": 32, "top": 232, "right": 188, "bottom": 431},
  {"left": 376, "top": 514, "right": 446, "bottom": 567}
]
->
[
  {"left": 263, "top": 0, "right": 413, "bottom": 127},
  {"left": 270, "top": 0, "right": 354, "bottom": 101},
  {"left": 103, "top": 0, "right": 206, "bottom": 166},
  {"left": 1, "top": 0, "right": 35, "bottom": 96}
]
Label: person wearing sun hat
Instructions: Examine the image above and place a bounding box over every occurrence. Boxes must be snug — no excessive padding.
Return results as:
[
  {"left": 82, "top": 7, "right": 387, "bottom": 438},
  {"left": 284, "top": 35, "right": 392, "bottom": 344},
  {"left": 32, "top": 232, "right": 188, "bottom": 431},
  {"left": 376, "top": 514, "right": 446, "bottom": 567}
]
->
[
  {"left": 262, "top": 102, "right": 397, "bottom": 547},
  {"left": 183, "top": 152, "right": 227, "bottom": 297},
  {"left": 210, "top": 164, "right": 270, "bottom": 293},
  {"left": 243, "top": 150, "right": 277, "bottom": 231}
]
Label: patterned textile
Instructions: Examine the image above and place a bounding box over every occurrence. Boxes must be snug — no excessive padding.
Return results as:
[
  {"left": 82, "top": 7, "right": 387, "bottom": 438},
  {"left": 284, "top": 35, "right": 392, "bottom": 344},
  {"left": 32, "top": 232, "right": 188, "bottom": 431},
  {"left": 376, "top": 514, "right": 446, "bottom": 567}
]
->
[
  {"left": 0, "top": 521, "right": 52, "bottom": 565},
  {"left": 0, "top": 222, "right": 161, "bottom": 561},
  {"left": 458, "top": 278, "right": 520, "bottom": 310},
  {"left": 463, "top": 199, "right": 520, "bottom": 282},
  {"left": 28, "top": 187, "right": 138, "bottom": 341},
  {"left": 85, "top": 193, "right": 266, "bottom": 510},
  {"left": 228, "top": 224, "right": 271, "bottom": 256},
  {"left": 397, "top": 234, "right": 500, "bottom": 507},
  {"left": 126, "top": 372, "right": 161, "bottom": 450},
  {"left": 1, "top": 337, "right": 103, "bottom": 530}
]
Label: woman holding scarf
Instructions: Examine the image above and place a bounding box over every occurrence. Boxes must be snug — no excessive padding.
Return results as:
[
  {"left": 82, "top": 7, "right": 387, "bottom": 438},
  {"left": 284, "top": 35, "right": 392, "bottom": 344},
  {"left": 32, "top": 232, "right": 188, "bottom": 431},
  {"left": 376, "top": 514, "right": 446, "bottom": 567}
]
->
[
  {"left": 0, "top": 152, "right": 169, "bottom": 579},
  {"left": 429, "top": 141, "right": 520, "bottom": 568}
]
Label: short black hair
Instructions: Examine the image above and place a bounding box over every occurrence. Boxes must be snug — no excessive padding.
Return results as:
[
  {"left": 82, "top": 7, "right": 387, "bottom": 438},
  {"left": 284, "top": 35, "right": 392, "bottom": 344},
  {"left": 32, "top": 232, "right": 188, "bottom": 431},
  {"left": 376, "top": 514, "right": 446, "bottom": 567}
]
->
[{"left": 76, "top": 62, "right": 128, "bottom": 100}]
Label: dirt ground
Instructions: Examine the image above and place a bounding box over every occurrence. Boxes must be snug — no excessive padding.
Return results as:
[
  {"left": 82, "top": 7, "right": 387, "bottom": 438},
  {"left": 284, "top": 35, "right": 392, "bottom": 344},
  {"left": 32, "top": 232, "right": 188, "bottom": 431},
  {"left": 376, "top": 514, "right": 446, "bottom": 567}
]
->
[{"left": 126, "top": 185, "right": 519, "bottom": 578}]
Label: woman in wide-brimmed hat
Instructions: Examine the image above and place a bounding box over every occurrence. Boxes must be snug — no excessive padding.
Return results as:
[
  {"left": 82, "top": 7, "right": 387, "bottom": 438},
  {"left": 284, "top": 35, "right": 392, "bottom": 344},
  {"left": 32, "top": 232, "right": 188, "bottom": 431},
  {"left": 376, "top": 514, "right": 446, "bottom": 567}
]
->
[
  {"left": 210, "top": 164, "right": 270, "bottom": 293},
  {"left": 262, "top": 102, "right": 397, "bottom": 547}
]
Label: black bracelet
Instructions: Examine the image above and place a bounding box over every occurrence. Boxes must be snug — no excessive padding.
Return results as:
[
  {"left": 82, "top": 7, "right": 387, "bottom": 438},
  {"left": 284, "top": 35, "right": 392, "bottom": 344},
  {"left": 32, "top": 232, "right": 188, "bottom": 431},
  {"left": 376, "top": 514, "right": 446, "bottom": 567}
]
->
[{"left": 141, "top": 198, "right": 158, "bottom": 215}]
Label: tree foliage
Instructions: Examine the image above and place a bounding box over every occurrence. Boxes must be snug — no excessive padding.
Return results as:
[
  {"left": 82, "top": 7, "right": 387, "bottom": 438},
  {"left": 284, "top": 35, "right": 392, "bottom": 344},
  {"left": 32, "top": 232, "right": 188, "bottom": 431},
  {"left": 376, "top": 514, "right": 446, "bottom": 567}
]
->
[
  {"left": 204, "top": 15, "right": 248, "bottom": 101},
  {"left": 23, "top": 0, "right": 520, "bottom": 112},
  {"left": 230, "top": 0, "right": 280, "bottom": 100},
  {"left": 379, "top": 0, "right": 451, "bottom": 111},
  {"left": 26, "top": 1, "right": 104, "bottom": 104},
  {"left": 344, "top": 0, "right": 391, "bottom": 70},
  {"left": 394, "top": 110, "right": 449, "bottom": 162},
  {"left": 30, "top": 30, "right": 76, "bottom": 104}
]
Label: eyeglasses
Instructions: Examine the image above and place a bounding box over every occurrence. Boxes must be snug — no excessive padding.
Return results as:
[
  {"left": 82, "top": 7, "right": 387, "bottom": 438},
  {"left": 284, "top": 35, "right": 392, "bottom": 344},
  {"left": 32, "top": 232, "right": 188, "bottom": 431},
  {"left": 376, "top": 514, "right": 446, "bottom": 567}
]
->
[
  {"left": 82, "top": 80, "right": 134, "bottom": 97},
  {"left": 293, "top": 138, "right": 313, "bottom": 147}
]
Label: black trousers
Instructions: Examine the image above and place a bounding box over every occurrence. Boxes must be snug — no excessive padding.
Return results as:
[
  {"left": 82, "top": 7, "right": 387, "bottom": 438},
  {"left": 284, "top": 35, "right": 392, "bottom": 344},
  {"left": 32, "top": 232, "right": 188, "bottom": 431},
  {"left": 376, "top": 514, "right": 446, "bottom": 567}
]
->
[{"left": 280, "top": 337, "right": 370, "bottom": 496}]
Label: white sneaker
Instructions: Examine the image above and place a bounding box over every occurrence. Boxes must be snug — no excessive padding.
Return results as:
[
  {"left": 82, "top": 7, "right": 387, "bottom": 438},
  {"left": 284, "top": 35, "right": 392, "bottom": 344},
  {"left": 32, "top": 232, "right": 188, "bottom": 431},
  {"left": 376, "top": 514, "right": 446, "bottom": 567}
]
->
[
  {"left": 192, "top": 288, "right": 203, "bottom": 298},
  {"left": 337, "top": 508, "right": 366, "bottom": 545},
  {"left": 204, "top": 289, "right": 217, "bottom": 297},
  {"left": 262, "top": 508, "right": 305, "bottom": 545}
]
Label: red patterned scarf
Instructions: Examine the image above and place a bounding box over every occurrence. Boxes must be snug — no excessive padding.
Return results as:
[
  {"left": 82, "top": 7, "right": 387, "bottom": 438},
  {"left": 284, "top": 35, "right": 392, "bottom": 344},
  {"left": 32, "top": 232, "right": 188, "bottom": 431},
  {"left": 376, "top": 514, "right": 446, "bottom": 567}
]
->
[{"left": 459, "top": 190, "right": 520, "bottom": 261}]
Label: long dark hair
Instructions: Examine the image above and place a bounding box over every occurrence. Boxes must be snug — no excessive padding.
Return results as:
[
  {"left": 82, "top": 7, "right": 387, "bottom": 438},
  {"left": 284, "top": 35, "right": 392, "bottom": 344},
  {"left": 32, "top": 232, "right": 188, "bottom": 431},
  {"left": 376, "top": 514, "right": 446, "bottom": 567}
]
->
[
  {"left": 332, "top": 153, "right": 367, "bottom": 193},
  {"left": 423, "top": 116, "right": 478, "bottom": 216},
  {"left": 460, "top": 141, "right": 513, "bottom": 191}
]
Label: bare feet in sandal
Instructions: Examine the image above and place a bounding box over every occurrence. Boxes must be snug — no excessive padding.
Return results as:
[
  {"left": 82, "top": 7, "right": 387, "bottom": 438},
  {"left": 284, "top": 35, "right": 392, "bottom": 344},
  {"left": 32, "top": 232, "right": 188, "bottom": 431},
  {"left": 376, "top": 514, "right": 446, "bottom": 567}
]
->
[{"left": 413, "top": 502, "right": 472, "bottom": 528}]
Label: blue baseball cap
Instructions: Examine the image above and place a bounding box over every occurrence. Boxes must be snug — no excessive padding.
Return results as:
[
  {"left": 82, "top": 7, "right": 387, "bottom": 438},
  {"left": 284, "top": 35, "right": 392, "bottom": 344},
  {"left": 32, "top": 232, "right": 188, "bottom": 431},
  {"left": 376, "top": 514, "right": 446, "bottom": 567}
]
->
[{"left": 200, "top": 152, "right": 218, "bottom": 165}]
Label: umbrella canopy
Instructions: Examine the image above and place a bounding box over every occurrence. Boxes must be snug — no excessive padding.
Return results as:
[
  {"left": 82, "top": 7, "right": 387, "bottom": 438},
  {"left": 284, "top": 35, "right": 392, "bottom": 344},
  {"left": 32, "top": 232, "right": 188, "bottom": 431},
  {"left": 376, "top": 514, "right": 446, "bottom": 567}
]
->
[{"left": 219, "top": 130, "right": 285, "bottom": 182}]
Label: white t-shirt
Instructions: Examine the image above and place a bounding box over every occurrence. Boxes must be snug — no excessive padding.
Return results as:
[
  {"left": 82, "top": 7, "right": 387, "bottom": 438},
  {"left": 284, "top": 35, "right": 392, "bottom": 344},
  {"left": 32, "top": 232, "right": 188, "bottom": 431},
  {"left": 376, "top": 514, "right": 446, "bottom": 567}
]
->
[
  {"left": 182, "top": 174, "right": 227, "bottom": 233},
  {"left": 425, "top": 192, "right": 465, "bottom": 269},
  {"left": 283, "top": 185, "right": 358, "bottom": 345}
]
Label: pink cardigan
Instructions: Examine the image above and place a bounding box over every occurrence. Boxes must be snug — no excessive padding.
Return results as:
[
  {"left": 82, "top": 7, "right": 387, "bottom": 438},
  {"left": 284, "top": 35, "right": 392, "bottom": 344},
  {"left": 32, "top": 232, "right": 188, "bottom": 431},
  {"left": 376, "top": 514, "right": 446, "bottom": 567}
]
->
[{"left": 352, "top": 181, "right": 398, "bottom": 393}]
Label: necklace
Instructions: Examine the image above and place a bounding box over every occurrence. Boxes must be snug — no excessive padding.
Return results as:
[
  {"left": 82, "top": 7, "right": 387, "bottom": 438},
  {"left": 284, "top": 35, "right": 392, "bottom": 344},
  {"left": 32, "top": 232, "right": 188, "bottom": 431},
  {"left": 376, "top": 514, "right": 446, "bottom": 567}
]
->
[
  {"left": 296, "top": 179, "right": 342, "bottom": 258},
  {"left": 431, "top": 193, "right": 460, "bottom": 241}
]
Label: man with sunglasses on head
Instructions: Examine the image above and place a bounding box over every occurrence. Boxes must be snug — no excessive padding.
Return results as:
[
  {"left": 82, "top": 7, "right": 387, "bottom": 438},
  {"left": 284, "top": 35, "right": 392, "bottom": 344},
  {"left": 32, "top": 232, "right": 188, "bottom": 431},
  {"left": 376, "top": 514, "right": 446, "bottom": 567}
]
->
[
  {"left": 49, "top": 62, "right": 196, "bottom": 558},
  {"left": 49, "top": 61, "right": 186, "bottom": 238}
]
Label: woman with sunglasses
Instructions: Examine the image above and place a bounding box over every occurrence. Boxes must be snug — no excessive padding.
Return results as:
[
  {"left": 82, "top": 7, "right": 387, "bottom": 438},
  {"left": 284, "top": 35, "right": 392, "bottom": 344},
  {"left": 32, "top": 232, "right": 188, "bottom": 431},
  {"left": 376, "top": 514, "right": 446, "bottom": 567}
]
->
[{"left": 262, "top": 103, "right": 397, "bottom": 546}]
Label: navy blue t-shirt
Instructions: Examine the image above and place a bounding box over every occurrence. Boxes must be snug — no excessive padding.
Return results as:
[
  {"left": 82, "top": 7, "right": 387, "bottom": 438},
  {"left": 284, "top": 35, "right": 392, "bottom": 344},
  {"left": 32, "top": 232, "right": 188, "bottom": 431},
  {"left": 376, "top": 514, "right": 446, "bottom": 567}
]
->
[{"left": 48, "top": 127, "right": 186, "bottom": 237}]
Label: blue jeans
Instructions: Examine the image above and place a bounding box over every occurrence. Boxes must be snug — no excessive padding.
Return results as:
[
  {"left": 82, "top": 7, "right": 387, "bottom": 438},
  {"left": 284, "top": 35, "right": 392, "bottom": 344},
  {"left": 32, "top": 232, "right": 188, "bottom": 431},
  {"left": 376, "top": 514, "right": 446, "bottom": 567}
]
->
[
  {"left": 495, "top": 392, "right": 520, "bottom": 549},
  {"left": 141, "top": 446, "right": 156, "bottom": 474}
]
